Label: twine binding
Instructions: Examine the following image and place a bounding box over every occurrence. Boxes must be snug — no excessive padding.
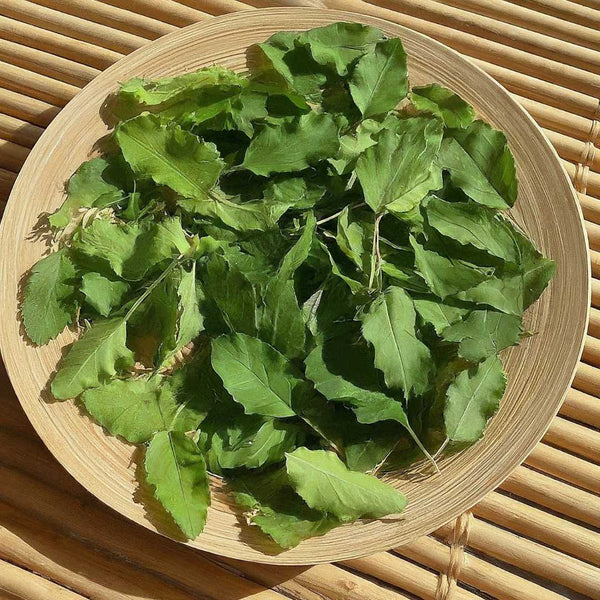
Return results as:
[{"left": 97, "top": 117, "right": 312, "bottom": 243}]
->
[
  {"left": 575, "top": 100, "right": 600, "bottom": 194},
  {"left": 435, "top": 511, "right": 472, "bottom": 600}
]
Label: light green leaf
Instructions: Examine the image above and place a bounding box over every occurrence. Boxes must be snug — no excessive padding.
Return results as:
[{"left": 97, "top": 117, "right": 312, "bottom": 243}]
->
[
  {"left": 81, "top": 272, "right": 129, "bottom": 317},
  {"left": 22, "top": 249, "right": 77, "bottom": 345},
  {"left": 242, "top": 112, "right": 340, "bottom": 176},
  {"left": 410, "top": 84, "right": 475, "bottom": 128},
  {"left": 211, "top": 333, "right": 307, "bottom": 418},
  {"left": 145, "top": 430, "right": 210, "bottom": 539},
  {"left": 444, "top": 355, "right": 506, "bottom": 442},
  {"left": 173, "top": 263, "right": 203, "bottom": 351},
  {"left": 329, "top": 119, "right": 379, "bottom": 175},
  {"left": 349, "top": 38, "right": 408, "bottom": 117},
  {"left": 414, "top": 298, "right": 469, "bottom": 335},
  {"left": 116, "top": 114, "right": 224, "bottom": 200},
  {"left": 360, "top": 286, "right": 431, "bottom": 396},
  {"left": 356, "top": 118, "right": 443, "bottom": 213},
  {"left": 286, "top": 447, "right": 407, "bottom": 521},
  {"left": 51, "top": 318, "right": 135, "bottom": 399},
  {"left": 262, "top": 177, "right": 325, "bottom": 210}
]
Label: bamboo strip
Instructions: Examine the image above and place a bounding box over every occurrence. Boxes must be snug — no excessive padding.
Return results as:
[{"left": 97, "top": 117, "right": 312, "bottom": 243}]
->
[
  {"left": 579, "top": 193, "right": 600, "bottom": 225},
  {"left": 435, "top": 518, "right": 600, "bottom": 599},
  {"left": 513, "top": 93, "right": 595, "bottom": 142},
  {"left": 0, "top": 558, "right": 85, "bottom": 600},
  {"left": 0, "top": 62, "right": 78, "bottom": 106},
  {"left": 560, "top": 388, "right": 600, "bottom": 428},
  {"left": 592, "top": 278, "right": 600, "bottom": 308},
  {"left": 0, "top": 464, "right": 301, "bottom": 600},
  {"left": 30, "top": 0, "right": 175, "bottom": 39},
  {"left": 102, "top": 0, "right": 209, "bottom": 28},
  {"left": 591, "top": 249, "right": 600, "bottom": 279},
  {"left": 0, "top": 38, "right": 98, "bottom": 87},
  {"left": 0, "top": 15, "right": 121, "bottom": 70},
  {"left": 379, "top": 0, "right": 600, "bottom": 76},
  {"left": 473, "top": 490, "right": 600, "bottom": 565},
  {"left": 177, "top": 0, "right": 253, "bottom": 14},
  {"left": 0, "top": 168, "right": 16, "bottom": 200},
  {"left": 0, "top": 140, "right": 29, "bottom": 173},
  {"left": 397, "top": 535, "right": 567, "bottom": 600},
  {"left": 544, "top": 415, "right": 600, "bottom": 463},
  {"left": 217, "top": 558, "right": 412, "bottom": 600},
  {"left": 343, "top": 552, "right": 479, "bottom": 600},
  {"left": 574, "top": 361, "right": 600, "bottom": 397},
  {"left": 510, "top": 0, "right": 600, "bottom": 29},
  {"left": 570, "top": 0, "right": 600, "bottom": 9},
  {"left": 563, "top": 161, "right": 600, "bottom": 197},
  {"left": 436, "top": 0, "right": 600, "bottom": 51},
  {"left": 500, "top": 465, "right": 600, "bottom": 528},
  {"left": 583, "top": 333, "right": 600, "bottom": 366},
  {"left": 0, "top": 88, "right": 60, "bottom": 127},
  {"left": 0, "top": 504, "right": 203, "bottom": 600},
  {"left": 586, "top": 221, "right": 600, "bottom": 252},
  {"left": 324, "top": 0, "right": 600, "bottom": 102},
  {"left": 525, "top": 442, "right": 600, "bottom": 493},
  {"left": 0, "top": 0, "right": 146, "bottom": 55},
  {"left": 0, "top": 113, "right": 43, "bottom": 147},
  {"left": 546, "top": 129, "right": 600, "bottom": 172}
]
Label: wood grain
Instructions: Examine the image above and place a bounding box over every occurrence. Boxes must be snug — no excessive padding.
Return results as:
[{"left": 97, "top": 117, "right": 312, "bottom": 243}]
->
[{"left": 0, "top": 7, "right": 587, "bottom": 565}]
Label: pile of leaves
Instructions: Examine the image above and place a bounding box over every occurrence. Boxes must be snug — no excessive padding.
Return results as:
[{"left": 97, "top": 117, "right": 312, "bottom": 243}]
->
[{"left": 22, "top": 22, "right": 555, "bottom": 550}]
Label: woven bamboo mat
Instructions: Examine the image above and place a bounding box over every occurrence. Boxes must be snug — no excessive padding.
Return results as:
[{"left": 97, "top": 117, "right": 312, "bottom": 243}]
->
[{"left": 1, "top": 1, "right": 599, "bottom": 599}]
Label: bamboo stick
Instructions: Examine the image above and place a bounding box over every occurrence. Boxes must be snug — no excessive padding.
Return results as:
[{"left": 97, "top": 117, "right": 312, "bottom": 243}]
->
[
  {"left": 0, "top": 38, "right": 98, "bottom": 87},
  {"left": 343, "top": 552, "right": 479, "bottom": 600},
  {"left": 525, "top": 442, "right": 600, "bottom": 493},
  {"left": 0, "top": 168, "right": 16, "bottom": 200},
  {"left": 177, "top": 0, "right": 254, "bottom": 14},
  {"left": 0, "top": 140, "right": 29, "bottom": 173},
  {"left": 0, "top": 0, "right": 146, "bottom": 55},
  {"left": 574, "top": 360, "right": 600, "bottom": 397},
  {"left": 380, "top": 0, "right": 600, "bottom": 76},
  {"left": 545, "top": 129, "right": 600, "bottom": 172},
  {"left": 0, "top": 88, "right": 60, "bottom": 127},
  {"left": 0, "top": 504, "right": 204, "bottom": 600},
  {"left": 0, "top": 558, "right": 86, "bottom": 600},
  {"left": 500, "top": 465, "right": 600, "bottom": 527},
  {"left": 591, "top": 249, "right": 600, "bottom": 279},
  {"left": 0, "top": 62, "right": 78, "bottom": 106},
  {"left": 324, "top": 0, "right": 600, "bottom": 102},
  {"left": 544, "top": 415, "right": 600, "bottom": 463},
  {"left": 0, "top": 464, "right": 297, "bottom": 600},
  {"left": 435, "top": 517, "right": 600, "bottom": 599},
  {"left": 436, "top": 0, "right": 600, "bottom": 51},
  {"left": 579, "top": 193, "right": 600, "bottom": 225},
  {"left": 560, "top": 388, "right": 600, "bottom": 428},
  {"left": 30, "top": 0, "right": 175, "bottom": 39},
  {"left": 583, "top": 333, "right": 600, "bottom": 366},
  {"left": 586, "top": 221, "right": 600, "bottom": 252},
  {"left": 564, "top": 161, "right": 600, "bottom": 197},
  {"left": 102, "top": 0, "right": 209, "bottom": 28},
  {"left": 0, "top": 113, "right": 43, "bottom": 148},
  {"left": 0, "top": 15, "right": 121, "bottom": 70},
  {"left": 592, "top": 278, "right": 600, "bottom": 308},
  {"left": 512, "top": 93, "right": 595, "bottom": 142},
  {"left": 473, "top": 490, "right": 600, "bottom": 565},
  {"left": 217, "top": 558, "right": 412, "bottom": 600},
  {"left": 397, "top": 534, "right": 567, "bottom": 600},
  {"left": 510, "top": 0, "right": 600, "bottom": 29}
]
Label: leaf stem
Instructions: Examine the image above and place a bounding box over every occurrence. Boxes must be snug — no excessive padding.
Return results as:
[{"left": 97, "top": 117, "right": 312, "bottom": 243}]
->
[
  {"left": 316, "top": 202, "right": 366, "bottom": 226},
  {"left": 368, "top": 212, "right": 384, "bottom": 289}
]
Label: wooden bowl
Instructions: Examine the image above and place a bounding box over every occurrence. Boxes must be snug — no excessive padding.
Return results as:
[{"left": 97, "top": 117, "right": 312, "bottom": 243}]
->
[{"left": 0, "top": 8, "right": 589, "bottom": 565}]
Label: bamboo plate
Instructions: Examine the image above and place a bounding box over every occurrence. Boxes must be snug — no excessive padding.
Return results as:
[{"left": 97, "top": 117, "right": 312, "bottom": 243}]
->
[{"left": 0, "top": 8, "right": 589, "bottom": 565}]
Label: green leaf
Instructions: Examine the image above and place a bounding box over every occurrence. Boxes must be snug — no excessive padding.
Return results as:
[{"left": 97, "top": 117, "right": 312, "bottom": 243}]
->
[
  {"left": 242, "top": 112, "right": 340, "bottom": 176},
  {"left": 22, "top": 249, "right": 77, "bottom": 345},
  {"left": 230, "top": 469, "right": 338, "bottom": 549},
  {"left": 298, "top": 22, "right": 383, "bottom": 76},
  {"left": 356, "top": 118, "right": 443, "bottom": 213},
  {"left": 360, "top": 286, "right": 431, "bottom": 396},
  {"left": 262, "top": 177, "right": 325, "bottom": 210},
  {"left": 426, "top": 198, "right": 521, "bottom": 263},
  {"left": 410, "top": 84, "right": 475, "bottom": 128},
  {"left": 444, "top": 355, "right": 506, "bottom": 442},
  {"left": 329, "top": 119, "right": 379, "bottom": 175},
  {"left": 116, "top": 114, "right": 224, "bottom": 200},
  {"left": 49, "top": 157, "right": 126, "bottom": 229},
  {"left": 211, "top": 333, "right": 307, "bottom": 418},
  {"left": 349, "top": 38, "right": 408, "bottom": 117},
  {"left": 145, "top": 430, "right": 210, "bottom": 539},
  {"left": 172, "top": 263, "right": 203, "bottom": 353},
  {"left": 414, "top": 298, "right": 469, "bottom": 335},
  {"left": 336, "top": 206, "right": 371, "bottom": 270},
  {"left": 81, "top": 272, "right": 129, "bottom": 317},
  {"left": 442, "top": 310, "right": 523, "bottom": 362},
  {"left": 436, "top": 120, "right": 517, "bottom": 209},
  {"left": 286, "top": 447, "right": 407, "bottom": 521},
  {"left": 81, "top": 377, "right": 195, "bottom": 443},
  {"left": 51, "top": 318, "right": 135, "bottom": 399},
  {"left": 410, "top": 236, "right": 491, "bottom": 298}
]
